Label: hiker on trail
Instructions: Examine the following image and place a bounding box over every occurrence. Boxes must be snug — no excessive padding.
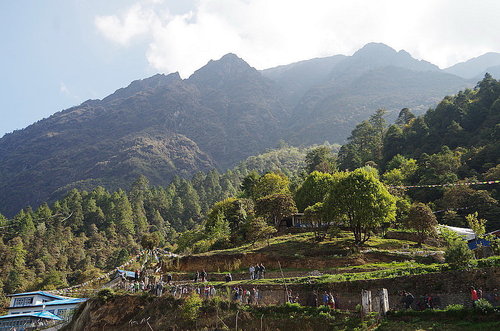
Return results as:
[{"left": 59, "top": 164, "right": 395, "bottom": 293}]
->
[
  {"left": 167, "top": 273, "right": 172, "bottom": 284},
  {"left": 210, "top": 286, "right": 217, "bottom": 297},
  {"left": 156, "top": 282, "right": 163, "bottom": 296},
  {"left": 233, "top": 287, "right": 239, "bottom": 301},
  {"left": 424, "top": 294, "right": 432, "bottom": 309},
  {"left": 201, "top": 270, "right": 207, "bottom": 282},
  {"left": 238, "top": 287, "right": 244, "bottom": 302},
  {"left": 470, "top": 287, "right": 479, "bottom": 306},
  {"left": 400, "top": 291, "right": 414, "bottom": 309},
  {"left": 328, "top": 293, "right": 335, "bottom": 309},
  {"left": 225, "top": 273, "right": 232, "bottom": 282},
  {"left": 287, "top": 290, "right": 293, "bottom": 303},
  {"left": 322, "top": 291, "right": 329, "bottom": 306},
  {"left": 254, "top": 288, "right": 260, "bottom": 305},
  {"left": 135, "top": 270, "right": 140, "bottom": 281},
  {"left": 244, "top": 289, "right": 251, "bottom": 303},
  {"left": 194, "top": 271, "right": 199, "bottom": 282},
  {"left": 249, "top": 265, "right": 255, "bottom": 280}
]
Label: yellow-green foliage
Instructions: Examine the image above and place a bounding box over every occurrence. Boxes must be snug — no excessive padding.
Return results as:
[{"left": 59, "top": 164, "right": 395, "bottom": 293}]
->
[{"left": 181, "top": 292, "right": 203, "bottom": 321}]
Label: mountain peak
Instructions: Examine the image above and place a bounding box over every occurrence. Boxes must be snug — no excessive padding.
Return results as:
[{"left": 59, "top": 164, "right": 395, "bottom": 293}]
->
[
  {"left": 343, "top": 42, "right": 438, "bottom": 73},
  {"left": 188, "top": 53, "right": 257, "bottom": 84},
  {"left": 353, "top": 42, "right": 397, "bottom": 57},
  {"left": 202, "top": 53, "right": 252, "bottom": 71},
  {"left": 219, "top": 53, "right": 242, "bottom": 62}
]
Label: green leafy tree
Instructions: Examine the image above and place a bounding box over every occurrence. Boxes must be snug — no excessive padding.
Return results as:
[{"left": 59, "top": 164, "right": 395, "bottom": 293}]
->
[
  {"left": 141, "top": 232, "right": 161, "bottom": 250},
  {"left": 395, "top": 108, "right": 415, "bottom": 126},
  {"left": 304, "top": 146, "right": 337, "bottom": 174},
  {"left": 338, "top": 110, "right": 387, "bottom": 170},
  {"left": 465, "top": 212, "right": 486, "bottom": 238},
  {"left": 324, "top": 169, "right": 396, "bottom": 245},
  {"left": 295, "top": 171, "right": 334, "bottom": 212},
  {"left": 253, "top": 172, "right": 290, "bottom": 199},
  {"left": 303, "top": 202, "right": 328, "bottom": 238},
  {"left": 243, "top": 217, "right": 277, "bottom": 245},
  {"left": 441, "top": 227, "right": 475, "bottom": 269},
  {"left": 255, "top": 193, "right": 298, "bottom": 227},
  {"left": 405, "top": 203, "right": 437, "bottom": 247},
  {"left": 206, "top": 198, "right": 249, "bottom": 234}
]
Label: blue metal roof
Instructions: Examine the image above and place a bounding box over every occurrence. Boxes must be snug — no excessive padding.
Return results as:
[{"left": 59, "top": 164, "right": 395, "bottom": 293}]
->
[
  {"left": 7, "top": 291, "right": 65, "bottom": 300},
  {"left": 117, "top": 269, "right": 136, "bottom": 278},
  {"left": 42, "top": 298, "right": 87, "bottom": 306},
  {"left": 7, "top": 298, "right": 87, "bottom": 311},
  {"left": 0, "top": 311, "right": 62, "bottom": 321}
]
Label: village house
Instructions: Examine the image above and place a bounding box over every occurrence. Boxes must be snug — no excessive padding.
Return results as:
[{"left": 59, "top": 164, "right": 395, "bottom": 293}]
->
[{"left": 0, "top": 291, "right": 86, "bottom": 330}]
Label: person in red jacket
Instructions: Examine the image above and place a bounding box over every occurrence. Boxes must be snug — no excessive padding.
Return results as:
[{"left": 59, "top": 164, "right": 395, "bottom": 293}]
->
[{"left": 470, "top": 286, "right": 479, "bottom": 306}]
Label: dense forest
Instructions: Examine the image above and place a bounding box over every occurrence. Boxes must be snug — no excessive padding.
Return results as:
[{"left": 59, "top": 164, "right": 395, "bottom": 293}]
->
[
  {"left": 0, "top": 75, "right": 499, "bottom": 298},
  {"left": 0, "top": 145, "right": 320, "bottom": 295}
]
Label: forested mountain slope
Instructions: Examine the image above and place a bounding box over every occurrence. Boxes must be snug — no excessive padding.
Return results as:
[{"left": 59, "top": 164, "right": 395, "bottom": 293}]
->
[{"left": 338, "top": 74, "right": 500, "bottom": 230}]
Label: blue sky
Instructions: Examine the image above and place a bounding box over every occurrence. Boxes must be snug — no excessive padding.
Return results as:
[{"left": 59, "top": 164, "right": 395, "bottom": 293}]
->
[
  {"left": 1, "top": 0, "right": 500, "bottom": 137},
  {"left": 0, "top": 0, "right": 193, "bottom": 137}
]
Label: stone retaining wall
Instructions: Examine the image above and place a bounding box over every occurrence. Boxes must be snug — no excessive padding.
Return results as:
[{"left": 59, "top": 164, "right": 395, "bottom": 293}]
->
[{"left": 219, "top": 267, "right": 499, "bottom": 310}]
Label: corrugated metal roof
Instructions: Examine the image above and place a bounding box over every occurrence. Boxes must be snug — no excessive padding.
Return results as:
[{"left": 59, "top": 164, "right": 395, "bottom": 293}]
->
[
  {"left": 7, "top": 291, "right": 66, "bottom": 300},
  {"left": 441, "top": 225, "right": 476, "bottom": 241},
  {"left": 117, "top": 269, "right": 136, "bottom": 278},
  {"left": 0, "top": 311, "right": 62, "bottom": 320}
]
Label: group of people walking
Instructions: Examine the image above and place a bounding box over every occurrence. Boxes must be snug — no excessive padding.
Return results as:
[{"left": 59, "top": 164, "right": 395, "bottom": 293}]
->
[
  {"left": 193, "top": 270, "right": 208, "bottom": 282},
  {"left": 233, "top": 286, "right": 261, "bottom": 304},
  {"left": 321, "top": 291, "right": 337, "bottom": 309},
  {"left": 249, "top": 264, "right": 266, "bottom": 279}
]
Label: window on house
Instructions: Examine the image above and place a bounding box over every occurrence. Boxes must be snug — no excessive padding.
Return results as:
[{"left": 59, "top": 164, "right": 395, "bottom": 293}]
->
[{"left": 13, "top": 297, "right": 34, "bottom": 307}]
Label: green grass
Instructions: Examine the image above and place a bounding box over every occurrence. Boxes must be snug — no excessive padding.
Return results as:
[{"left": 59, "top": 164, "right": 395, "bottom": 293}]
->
[
  {"left": 194, "top": 231, "right": 443, "bottom": 259},
  {"left": 204, "top": 256, "right": 500, "bottom": 286},
  {"left": 207, "top": 264, "right": 444, "bottom": 286}
]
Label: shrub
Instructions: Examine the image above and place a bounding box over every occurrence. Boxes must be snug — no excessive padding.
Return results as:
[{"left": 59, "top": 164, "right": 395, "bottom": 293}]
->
[
  {"left": 192, "top": 239, "right": 213, "bottom": 253},
  {"left": 96, "top": 288, "right": 114, "bottom": 301},
  {"left": 441, "top": 227, "right": 475, "bottom": 269},
  {"left": 181, "top": 292, "right": 203, "bottom": 321},
  {"left": 283, "top": 302, "right": 302, "bottom": 312},
  {"left": 474, "top": 299, "right": 495, "bottom": 315}
]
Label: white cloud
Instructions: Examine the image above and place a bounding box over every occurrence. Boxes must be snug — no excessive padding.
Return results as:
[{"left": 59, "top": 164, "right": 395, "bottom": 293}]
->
[
  {"left": 94, "top": 2, "right": 160, "bottom": 46},
  {"left": 95, "top": 0, "right": 500, "bottom": 76}
]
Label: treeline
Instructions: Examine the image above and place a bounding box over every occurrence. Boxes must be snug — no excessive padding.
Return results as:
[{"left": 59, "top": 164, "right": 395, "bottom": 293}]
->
[
  {"left": 338, "top": 74, "right": 500, "bottom": 230},
  {"left": 0, "top": 145, "right": 320, "bottom": 295}
]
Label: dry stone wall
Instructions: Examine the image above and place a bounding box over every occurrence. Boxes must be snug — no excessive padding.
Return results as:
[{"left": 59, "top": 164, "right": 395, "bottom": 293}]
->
[{"left": 223, "top": 267, "right": 499, "bottom": 310}]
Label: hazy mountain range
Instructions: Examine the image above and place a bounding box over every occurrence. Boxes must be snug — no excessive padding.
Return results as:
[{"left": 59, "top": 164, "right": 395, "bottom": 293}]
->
[{"left": 1, "top": 42, "right": 498, "bottom": 216}]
